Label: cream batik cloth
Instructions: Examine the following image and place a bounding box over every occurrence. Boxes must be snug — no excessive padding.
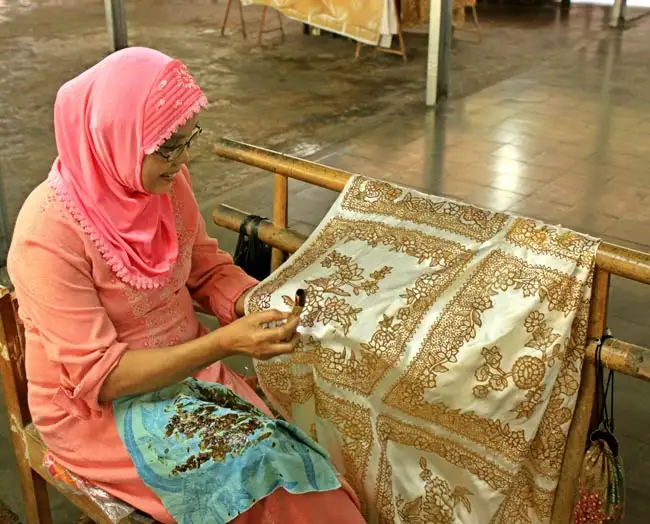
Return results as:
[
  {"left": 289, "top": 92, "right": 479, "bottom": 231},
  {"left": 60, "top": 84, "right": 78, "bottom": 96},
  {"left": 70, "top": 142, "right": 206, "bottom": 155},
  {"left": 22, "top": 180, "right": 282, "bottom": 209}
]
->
[
  {"left": 245, "top": 176, "right": 600, "bottom": 524},
  {"left": 242, "top": 0, "right": 397, "bottom": 46}
]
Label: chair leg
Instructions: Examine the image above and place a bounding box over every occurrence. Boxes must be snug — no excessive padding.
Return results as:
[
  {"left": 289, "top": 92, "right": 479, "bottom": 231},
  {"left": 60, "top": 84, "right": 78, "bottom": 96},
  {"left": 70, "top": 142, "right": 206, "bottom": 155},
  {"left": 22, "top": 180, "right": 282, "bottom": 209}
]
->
[
  {"left": 237, "top": 0, "right": 247, "bottom": 39},
  {"left": 354, "top": 42, "right": 362, "bottom": 59},
  {"left": 74, "top": 516, "right": 95, "bottom": 524},
  {"left": 221, "top": 0, "right": 233, "bottom": 36},
  {"left": 276, "top": 9, "right": 285, "bottom": 43},
  {"left": 258, "top": 5, "right": 268, "bottom": 45},
  {"left": 471, "top": 5, "right": 481, "bottom": 41},
  {"left": 395, "top": 20, "right": 407, "bottom": 61},
  {"left": 6, "top": 419, "right": 51, "bottom": 524},
  {"left": 18, "top": 467, "right": 52, "bottom": 524}
]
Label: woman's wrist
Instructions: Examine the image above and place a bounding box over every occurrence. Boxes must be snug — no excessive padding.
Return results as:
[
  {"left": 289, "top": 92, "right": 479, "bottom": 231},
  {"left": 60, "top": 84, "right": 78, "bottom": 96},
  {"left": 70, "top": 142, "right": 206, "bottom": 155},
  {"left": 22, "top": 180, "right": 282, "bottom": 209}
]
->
[
  {"left": 234, "top": 287, "right": 254, "bottom": 317},
  {"left": 204, "top": 328, "right": 236, "bottom": 360}
]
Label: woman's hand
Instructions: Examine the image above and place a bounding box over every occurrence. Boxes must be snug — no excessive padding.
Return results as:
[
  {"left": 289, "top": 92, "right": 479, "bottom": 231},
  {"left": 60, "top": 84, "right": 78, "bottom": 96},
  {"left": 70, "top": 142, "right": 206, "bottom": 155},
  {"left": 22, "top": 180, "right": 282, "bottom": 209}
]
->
[
  {"left": 99, "top": 309, "right": 296, "bottom": 402},
  {"left": 214, "top": 309, "right": 299, "bottom": 360}
]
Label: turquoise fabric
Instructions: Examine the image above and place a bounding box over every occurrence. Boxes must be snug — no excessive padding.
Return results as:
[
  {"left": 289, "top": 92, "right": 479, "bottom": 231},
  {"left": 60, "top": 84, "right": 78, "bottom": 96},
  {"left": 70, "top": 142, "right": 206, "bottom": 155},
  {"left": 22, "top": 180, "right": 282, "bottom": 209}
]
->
[{"left": 113, "top": 379, "right": 340, "bottom": 523}]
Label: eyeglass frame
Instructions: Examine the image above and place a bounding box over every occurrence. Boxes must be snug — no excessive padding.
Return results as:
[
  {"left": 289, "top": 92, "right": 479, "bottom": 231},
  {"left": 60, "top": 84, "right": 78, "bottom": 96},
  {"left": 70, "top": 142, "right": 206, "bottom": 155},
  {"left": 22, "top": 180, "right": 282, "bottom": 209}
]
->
[{"left": 154, "top": 125, "right": 202, "bottom": 164}]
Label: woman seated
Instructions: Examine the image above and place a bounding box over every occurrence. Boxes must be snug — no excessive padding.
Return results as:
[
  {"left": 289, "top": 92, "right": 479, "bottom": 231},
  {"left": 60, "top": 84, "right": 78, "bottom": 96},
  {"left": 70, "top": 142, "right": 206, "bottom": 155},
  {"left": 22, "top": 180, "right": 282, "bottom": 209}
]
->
[{"left": 8, "top": 47, "right": 365, "bottom": 524}]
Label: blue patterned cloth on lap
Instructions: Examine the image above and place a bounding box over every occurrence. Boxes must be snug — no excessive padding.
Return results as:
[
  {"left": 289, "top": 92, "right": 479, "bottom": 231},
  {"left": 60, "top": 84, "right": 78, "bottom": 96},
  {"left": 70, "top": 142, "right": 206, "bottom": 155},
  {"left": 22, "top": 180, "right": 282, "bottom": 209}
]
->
[{"left": 113, "top": 378, "right": 340, "bottom": 523}]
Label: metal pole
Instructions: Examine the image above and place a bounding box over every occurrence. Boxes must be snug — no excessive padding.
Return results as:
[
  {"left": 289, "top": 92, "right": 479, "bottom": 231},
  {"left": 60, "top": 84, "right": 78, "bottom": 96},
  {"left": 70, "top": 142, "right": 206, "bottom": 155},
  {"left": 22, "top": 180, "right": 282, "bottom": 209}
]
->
[
  {"left": 104, "top": 0, "right": 128, "bottom": 52},
  {"left": 426, "top": 0, "right": 452, "bottom": 106}
]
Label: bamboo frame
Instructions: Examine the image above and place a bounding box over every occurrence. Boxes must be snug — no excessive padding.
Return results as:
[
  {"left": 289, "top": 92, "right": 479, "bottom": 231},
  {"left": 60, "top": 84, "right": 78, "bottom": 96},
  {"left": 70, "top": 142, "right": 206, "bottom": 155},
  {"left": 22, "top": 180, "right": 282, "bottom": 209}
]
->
[
  {"left": 213, "top": 137, "right": 650, "bottom": 524},
  {"left": 256, "top": 6, "right": 285, "bottom": 45},
  {"left": 213, "top": 138, "right": 650, "bottom": 283},
  {"left": 213, "top": 204, "right": 307, "bottom": 254},
  {"left": 0, "top": 291, "right": 53, "bottom": 524},
  {"left": 272, "top": 175, "right": 288, "bottom": 269}
]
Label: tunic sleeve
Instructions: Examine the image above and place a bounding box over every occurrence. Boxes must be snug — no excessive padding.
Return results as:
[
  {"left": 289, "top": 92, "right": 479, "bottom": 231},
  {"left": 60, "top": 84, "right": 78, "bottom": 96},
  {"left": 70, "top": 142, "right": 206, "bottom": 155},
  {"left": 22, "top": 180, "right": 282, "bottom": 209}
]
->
[
  {"left": 181, "top": 167, "right": 258, "bottom": 326},
  {"left": 186, "top": 210, "right": 258, "bottom": 326},
  {"left": 8, "top": 226, "right": 128, "bottom": 419}
]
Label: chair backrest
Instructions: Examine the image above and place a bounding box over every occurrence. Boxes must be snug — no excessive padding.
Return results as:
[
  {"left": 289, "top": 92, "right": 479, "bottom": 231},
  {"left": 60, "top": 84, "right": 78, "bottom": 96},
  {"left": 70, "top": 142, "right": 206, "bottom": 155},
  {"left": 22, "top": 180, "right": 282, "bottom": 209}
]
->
[{"left": 0, "top": 286, "right": 31, "bottom": 431}]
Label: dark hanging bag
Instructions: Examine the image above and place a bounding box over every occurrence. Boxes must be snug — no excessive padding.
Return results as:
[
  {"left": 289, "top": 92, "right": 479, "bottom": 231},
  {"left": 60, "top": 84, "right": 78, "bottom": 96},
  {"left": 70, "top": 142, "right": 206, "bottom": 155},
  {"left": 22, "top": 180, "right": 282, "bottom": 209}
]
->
[
  {"left": 233, "top": 215, "right": 273, "bottom": 281},
  {"left": 573, "top": 332, "right": 625, "bottom": 524}
]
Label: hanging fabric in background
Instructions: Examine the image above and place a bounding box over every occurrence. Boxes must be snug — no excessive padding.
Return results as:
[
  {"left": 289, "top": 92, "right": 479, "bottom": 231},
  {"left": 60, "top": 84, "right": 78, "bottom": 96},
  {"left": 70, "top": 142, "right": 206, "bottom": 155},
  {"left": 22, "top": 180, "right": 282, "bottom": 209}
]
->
[
  {"left": 573, "top": 335, "right": 625, "bottom": 524},
  {"left": 234, "top": 215, "right": 272, "bottom": 281}
]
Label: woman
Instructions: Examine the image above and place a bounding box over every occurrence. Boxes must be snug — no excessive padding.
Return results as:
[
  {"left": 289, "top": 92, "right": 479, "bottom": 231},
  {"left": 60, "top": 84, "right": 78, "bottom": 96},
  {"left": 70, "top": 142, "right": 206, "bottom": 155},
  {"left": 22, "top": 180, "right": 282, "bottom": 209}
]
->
[{"left": 8, "top": 47, "right": 365, "bottom": 523}]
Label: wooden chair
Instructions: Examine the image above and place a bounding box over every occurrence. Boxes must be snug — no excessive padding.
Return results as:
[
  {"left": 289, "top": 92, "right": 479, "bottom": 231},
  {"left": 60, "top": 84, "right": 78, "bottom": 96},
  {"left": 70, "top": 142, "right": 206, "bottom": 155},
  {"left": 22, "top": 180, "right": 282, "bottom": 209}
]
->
[
  {"left": 0, "top": 288, "right": 156, "bottom": 524},
  {"left": 453, "top": 0, "right": 481, "bottom": 42}
]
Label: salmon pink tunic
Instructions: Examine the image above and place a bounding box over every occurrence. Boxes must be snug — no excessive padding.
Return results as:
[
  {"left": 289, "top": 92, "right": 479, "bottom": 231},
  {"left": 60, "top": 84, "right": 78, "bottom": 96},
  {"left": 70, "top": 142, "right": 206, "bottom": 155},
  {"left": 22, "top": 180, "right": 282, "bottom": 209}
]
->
[{"left": 8, "top": 173, "right": 363, "bottom": 523}]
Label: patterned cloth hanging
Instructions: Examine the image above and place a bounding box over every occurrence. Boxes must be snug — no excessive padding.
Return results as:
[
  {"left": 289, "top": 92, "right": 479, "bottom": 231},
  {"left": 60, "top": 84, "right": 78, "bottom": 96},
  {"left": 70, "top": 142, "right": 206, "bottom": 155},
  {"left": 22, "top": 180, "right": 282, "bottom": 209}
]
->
[{"left": 246, "top": 176, "right": 600, "bottom": 523}]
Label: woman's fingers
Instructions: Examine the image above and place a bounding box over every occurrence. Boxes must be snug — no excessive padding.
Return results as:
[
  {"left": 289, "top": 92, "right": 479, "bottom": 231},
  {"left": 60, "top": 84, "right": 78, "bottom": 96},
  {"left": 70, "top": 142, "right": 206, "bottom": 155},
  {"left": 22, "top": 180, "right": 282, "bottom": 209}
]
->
[
  {"left": 261, "top": 316, "right": 300, "bottom": 342},
  {"left": 251, "top": 309, "right": 288, "bottom": 325},
  {"left": 257, "top": 336, "right": 300, "bottom": 360}
]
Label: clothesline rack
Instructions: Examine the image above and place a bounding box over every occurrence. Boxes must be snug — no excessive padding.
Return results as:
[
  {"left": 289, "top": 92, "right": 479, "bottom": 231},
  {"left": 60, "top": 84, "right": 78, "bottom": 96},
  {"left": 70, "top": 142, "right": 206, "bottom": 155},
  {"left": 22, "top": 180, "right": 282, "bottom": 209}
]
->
[{"left": 212, "top": 137, "right": 650, "bottom": 524}]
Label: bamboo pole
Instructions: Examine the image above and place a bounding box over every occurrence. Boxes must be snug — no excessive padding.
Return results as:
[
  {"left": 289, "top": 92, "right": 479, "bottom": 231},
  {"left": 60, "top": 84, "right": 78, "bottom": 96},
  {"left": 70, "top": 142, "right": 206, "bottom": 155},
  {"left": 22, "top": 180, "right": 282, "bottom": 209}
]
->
[
  {"left": 585, "top": 338, "right": 650, "bottom": 380},
  {"left": 551, "top": 268, "right": 610, "bottom": 524},
  {"left": 214, "top": 206, "right": 650, "bottom": 383},
  {"left": 272, "top": 176, "right": 289, "bottom": 271},
  {"left": 214, "top": 140, "right": 352, "bottom": 191},
  {"left": 213, "top": 138, "right": 650, "bottom": 284},
  {"left": 213, "top": 205, "right": 307, "bottom": 254}
]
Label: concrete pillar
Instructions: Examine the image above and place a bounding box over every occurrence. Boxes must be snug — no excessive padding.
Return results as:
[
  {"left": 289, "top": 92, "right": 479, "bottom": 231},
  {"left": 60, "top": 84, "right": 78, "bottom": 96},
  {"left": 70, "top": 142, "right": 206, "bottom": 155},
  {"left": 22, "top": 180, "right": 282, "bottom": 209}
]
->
[
  {"left": 426, "top": 0, "right": 452, "bottom": 106},
  {"left": 104, "top": 0, "right": 128, "bottom": 52},
  {"left": 609, "top": 0, "right": 627, "bottom": 28}
]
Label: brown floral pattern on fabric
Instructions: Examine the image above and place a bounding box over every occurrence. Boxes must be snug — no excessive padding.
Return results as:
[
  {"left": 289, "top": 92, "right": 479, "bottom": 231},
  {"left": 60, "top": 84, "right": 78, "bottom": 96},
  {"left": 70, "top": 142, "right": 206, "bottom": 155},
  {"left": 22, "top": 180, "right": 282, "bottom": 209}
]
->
[
  {"left": 473, "top": 311, "right": 566, "bottom": 421},
  {"left": 251, "top": 216, "right": 474, "bottom": 398},
  {"left": 396, "top": 458, "right": 473, "bottom": 524},
  {"left": 506, "top": 218, "right": 600, "bottom": 268},
  {"left": 281, "top": 250, "right": 390, "bottom": 335},
  {"left": 248, "top": 176, "right": 599, "bottom": 523},
  {"left": 340, "top": 177, "right": 509, "bottom": 242},
  {"left": 383, "top": 249, "right": 586, "bottom": 464}
]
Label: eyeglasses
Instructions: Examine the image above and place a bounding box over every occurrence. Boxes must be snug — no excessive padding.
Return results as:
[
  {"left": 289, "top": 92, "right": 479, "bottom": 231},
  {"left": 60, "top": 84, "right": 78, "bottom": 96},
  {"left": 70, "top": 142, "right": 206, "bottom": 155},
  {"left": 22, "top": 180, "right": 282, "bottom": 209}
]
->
[{"left": 155, "top": 125, "right": 202, "bottom": 164}]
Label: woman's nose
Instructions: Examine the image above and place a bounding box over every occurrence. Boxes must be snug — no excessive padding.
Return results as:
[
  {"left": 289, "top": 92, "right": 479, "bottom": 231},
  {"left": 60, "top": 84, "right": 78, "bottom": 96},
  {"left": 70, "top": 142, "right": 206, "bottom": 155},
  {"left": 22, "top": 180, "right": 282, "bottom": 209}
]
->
[{"left": 177, "top": 147, "right": 190, "bottom": 166}]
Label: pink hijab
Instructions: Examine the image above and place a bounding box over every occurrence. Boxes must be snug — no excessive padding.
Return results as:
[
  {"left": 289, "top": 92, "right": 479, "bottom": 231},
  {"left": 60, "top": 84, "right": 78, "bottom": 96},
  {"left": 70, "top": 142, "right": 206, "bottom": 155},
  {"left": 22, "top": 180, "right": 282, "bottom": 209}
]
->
[{"left": 48, "top": 47, "right": 208, "bottom": 289}]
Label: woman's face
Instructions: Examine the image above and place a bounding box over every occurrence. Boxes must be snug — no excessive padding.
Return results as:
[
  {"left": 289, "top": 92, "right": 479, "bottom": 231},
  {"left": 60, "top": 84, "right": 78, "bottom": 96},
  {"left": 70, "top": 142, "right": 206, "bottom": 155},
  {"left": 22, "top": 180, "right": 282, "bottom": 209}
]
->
[{"left": 141, "top": 115, "right": 201, "bottom": 194}]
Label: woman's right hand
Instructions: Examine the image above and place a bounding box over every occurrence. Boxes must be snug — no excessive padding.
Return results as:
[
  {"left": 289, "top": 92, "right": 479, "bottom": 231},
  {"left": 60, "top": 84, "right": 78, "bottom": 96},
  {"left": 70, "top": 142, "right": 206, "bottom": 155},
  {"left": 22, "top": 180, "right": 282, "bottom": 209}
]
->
[{"left": 214, "top": 310, "right": 300, "bottom": 360}]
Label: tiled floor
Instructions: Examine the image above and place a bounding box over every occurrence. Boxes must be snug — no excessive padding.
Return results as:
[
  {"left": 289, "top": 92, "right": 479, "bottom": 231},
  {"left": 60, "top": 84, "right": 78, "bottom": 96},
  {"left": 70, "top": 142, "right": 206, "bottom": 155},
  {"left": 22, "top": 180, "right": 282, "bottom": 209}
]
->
[
  {"left": 2, "top": 0, "right": 650, "bottom": 522},
  {"left": 211, "top": 15, "right": 650, "bottom": 524}
]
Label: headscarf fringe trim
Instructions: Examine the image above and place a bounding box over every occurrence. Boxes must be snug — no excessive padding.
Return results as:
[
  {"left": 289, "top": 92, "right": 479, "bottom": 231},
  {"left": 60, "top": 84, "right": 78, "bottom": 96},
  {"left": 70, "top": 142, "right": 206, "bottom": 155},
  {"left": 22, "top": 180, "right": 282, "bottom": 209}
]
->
[{"left": 49, "top": 170, "right": 171, "bottom": 290}]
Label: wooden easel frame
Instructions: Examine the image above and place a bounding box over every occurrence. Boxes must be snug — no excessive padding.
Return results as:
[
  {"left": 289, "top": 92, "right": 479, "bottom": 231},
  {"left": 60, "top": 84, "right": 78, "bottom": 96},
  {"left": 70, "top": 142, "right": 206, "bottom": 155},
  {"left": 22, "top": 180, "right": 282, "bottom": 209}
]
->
[
  {"left": 221, "top": 1, "right": 285, "bottom": 45},
  {"left": 452, "top": 3, "right": 481, "bottom": 42},
  {"left": 354, "top": 0, "right": 408, "bottom": 61}
]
